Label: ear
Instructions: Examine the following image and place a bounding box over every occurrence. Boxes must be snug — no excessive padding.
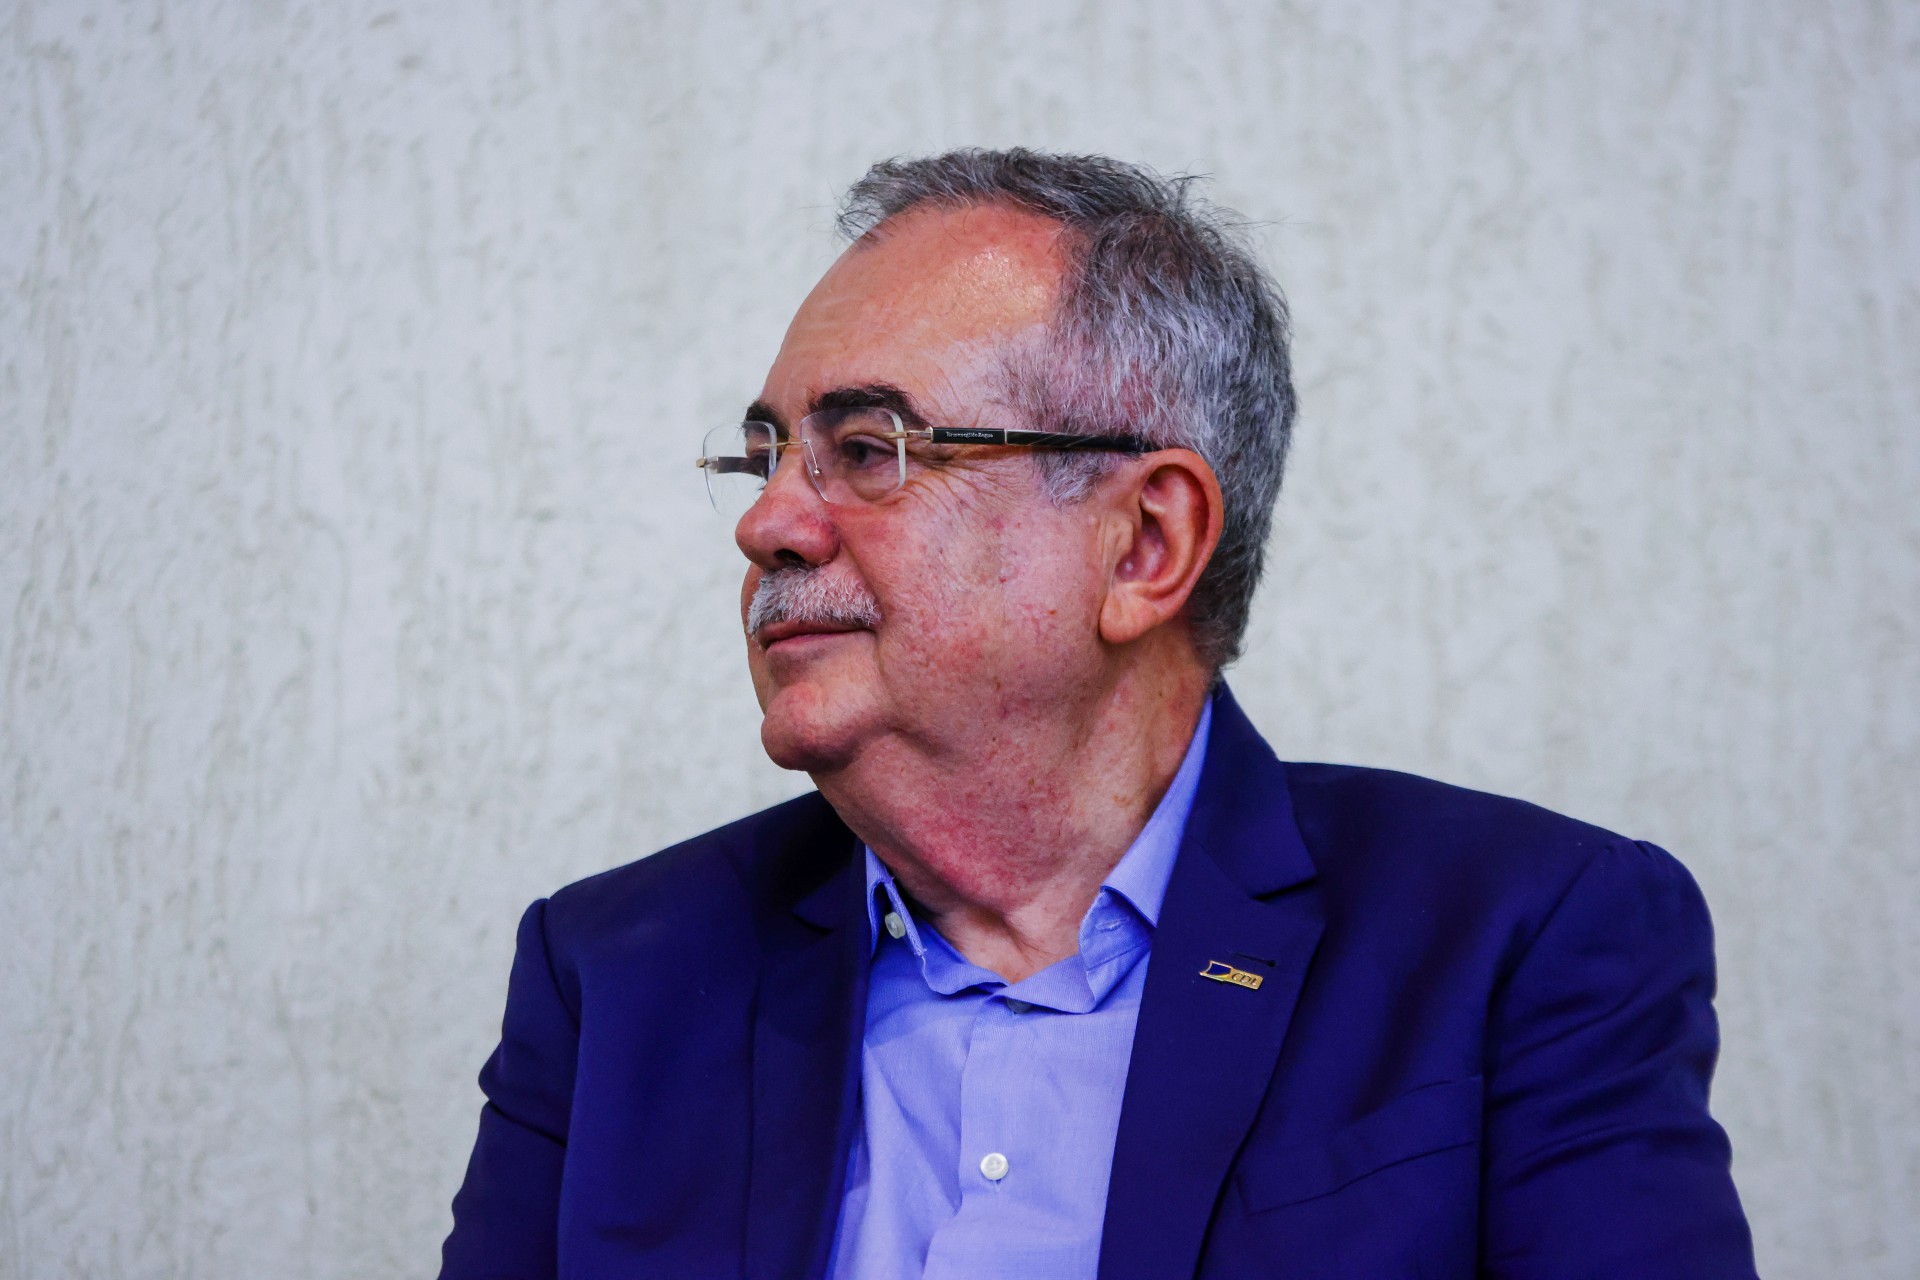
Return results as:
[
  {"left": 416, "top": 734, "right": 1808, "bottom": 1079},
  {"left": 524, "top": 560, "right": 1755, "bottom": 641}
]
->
[{"left": 1098, "top": 449, "right": 1225, "bottom": 649}]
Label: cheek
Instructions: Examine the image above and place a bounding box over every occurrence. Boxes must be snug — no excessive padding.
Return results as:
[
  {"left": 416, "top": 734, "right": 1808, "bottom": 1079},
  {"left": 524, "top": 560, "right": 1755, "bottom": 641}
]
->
[
  {"left": 874, "top": 510, "right": 1101, "bottom": 668},
  {"left": 992, "top": 502, "right": 1105, "bottom": 619}
]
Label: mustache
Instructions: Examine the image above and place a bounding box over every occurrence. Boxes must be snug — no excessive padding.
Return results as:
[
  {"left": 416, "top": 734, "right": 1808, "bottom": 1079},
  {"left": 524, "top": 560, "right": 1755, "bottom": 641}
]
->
[{"left": 746, "top": 566, "right": 883, "bottom": 636}]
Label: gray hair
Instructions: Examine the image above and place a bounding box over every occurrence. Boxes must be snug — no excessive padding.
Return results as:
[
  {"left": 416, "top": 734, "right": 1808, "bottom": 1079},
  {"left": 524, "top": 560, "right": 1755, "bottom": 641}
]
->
[{"left": 836, "top": 148, "right": 1296, "bottom": 672}]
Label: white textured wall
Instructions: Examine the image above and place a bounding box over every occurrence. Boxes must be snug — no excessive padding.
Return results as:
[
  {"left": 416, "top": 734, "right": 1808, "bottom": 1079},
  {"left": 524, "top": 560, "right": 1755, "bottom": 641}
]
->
[{"left": 3, "top": 1, "right": 1914, "bottom": 1275}]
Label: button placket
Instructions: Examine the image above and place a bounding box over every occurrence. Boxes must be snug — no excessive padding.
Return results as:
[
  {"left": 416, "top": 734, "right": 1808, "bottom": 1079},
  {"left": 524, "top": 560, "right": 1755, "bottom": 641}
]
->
[{"left": 955, "top": 995, "right": 1017, "bottom": 1197}]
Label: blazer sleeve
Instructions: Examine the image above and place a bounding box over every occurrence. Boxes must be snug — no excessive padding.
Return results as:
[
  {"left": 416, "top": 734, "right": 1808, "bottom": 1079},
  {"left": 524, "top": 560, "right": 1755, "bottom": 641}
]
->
[
  {"left": 1479, "top": 839, "right": 1757, "bottom": 1278},
  {"left": 439, "top": 898, "right": 581, "bottom": 1280}
]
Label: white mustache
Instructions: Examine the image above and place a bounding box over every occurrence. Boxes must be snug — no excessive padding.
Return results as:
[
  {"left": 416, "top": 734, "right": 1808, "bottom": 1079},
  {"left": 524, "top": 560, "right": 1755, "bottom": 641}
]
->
[{"left": 746, "top": 567, "right": 883, "bottom": 636}]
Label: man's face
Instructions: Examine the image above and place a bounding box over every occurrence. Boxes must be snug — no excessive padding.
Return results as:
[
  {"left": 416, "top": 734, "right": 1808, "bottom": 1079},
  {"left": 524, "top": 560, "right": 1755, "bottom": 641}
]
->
[{"left": 736, "top": 204, "right": 1114, "bottom": 776}]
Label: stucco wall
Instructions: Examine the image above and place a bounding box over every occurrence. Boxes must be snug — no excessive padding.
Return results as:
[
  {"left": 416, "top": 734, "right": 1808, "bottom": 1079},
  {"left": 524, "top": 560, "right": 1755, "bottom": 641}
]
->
[{"left": 3, "top": 2, "right": 1914, "bottom": 1275}]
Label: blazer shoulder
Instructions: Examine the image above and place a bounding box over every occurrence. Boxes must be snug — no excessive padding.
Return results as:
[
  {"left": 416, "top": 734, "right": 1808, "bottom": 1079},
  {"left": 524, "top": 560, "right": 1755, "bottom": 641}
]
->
[
  {"left": 542, "top": 790, "right": 850, "bottom": 952},
  {"left": 1278, "top": 760, "right": 1677, "bottom": 915}
]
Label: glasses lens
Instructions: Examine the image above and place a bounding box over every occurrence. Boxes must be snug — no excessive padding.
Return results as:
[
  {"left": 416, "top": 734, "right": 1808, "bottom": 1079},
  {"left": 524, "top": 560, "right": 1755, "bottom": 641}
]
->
[
  {"left": 804, "top": 407, "right": 905, "bottom": 503},
  {"left": 701, "top": 422, "right": 778, "bottom": 516}
]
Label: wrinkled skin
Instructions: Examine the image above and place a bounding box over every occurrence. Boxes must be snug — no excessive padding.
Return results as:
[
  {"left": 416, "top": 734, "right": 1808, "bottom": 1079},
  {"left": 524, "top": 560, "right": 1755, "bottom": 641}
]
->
[{"left": 735, "top": 203, "right": 1221, "bottom": 981}]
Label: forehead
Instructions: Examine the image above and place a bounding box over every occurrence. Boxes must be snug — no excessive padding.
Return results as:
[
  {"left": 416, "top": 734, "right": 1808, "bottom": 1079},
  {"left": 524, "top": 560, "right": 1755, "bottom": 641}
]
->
[{"left": 761, "top": 203, "right": 1068, "bottom": 414}]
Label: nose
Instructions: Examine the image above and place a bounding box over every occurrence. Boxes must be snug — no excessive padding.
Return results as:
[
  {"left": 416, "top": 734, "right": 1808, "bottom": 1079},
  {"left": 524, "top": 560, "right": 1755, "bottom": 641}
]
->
[{"left": 735, "top": 441, "right": 840, "bottom": 571}]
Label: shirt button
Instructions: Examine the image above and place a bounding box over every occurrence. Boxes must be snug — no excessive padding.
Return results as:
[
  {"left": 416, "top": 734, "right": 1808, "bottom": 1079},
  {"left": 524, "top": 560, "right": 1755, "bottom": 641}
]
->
[
  {"left": 1004, "top": 998, "right": 1032, "bottom": 1015},
  {"left": 883, "top": 911, "right": 906, "bottom": 939},
  {"left": 979, "top": 1151, "right": 1009, "bottom": 1181}
]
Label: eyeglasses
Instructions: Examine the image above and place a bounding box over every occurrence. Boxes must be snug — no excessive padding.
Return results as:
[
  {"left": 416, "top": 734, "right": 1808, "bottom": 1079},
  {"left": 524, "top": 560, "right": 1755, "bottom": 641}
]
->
[{"left": 696, "top": 406, "right": 1152, "bottom": 514}]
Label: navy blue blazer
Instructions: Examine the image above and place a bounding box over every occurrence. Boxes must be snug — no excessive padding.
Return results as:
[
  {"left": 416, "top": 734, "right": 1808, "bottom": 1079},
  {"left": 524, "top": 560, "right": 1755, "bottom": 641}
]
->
[{"left": 441, "top": 689, "right": 1756, "bottom": 1278}]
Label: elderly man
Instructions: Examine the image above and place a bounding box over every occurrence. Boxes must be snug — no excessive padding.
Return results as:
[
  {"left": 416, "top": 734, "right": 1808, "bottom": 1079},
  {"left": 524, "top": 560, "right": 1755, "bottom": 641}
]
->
[{"left": 440, "top": 150, "right": 1755, "bottom": 1279}]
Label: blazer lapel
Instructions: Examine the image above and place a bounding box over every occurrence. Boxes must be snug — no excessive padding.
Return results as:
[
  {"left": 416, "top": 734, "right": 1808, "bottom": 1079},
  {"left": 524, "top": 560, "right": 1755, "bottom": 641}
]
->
[
  {"left": 1098, "top": 688, "right": 1325, "bottom": 1280},
  {"left": 744, "top": 803, "right": 869, "bottom": 1280}
]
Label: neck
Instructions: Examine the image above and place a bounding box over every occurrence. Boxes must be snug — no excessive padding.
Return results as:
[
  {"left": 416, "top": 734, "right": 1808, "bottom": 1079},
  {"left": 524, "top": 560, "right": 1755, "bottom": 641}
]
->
[{"left": 814, "top": 660, "right": 1211, "bottom": 983}]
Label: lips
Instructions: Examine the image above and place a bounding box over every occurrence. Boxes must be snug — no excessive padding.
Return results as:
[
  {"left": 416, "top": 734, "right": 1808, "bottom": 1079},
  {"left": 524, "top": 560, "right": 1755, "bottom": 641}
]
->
[{"left": 755, "top": 620, "right": 869, "bottom": 648}]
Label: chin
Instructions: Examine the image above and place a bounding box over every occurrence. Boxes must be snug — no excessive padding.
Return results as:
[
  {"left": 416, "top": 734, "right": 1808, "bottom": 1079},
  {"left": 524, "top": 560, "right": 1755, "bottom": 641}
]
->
[{"left": 757, "top": 681, "right": 874, "bottom": 775}]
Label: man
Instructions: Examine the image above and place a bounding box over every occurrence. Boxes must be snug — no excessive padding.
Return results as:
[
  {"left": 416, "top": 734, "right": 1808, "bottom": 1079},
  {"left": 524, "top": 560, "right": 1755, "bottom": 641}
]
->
[{"left": 440, "top": 149, "right": 1755, "bottom": 1278}]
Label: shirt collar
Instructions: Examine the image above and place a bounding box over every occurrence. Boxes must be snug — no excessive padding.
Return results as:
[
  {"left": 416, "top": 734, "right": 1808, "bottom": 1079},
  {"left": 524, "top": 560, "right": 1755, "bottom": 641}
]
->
[{"left": 861, "top": 698, "right": 1213, "bottom": 949}]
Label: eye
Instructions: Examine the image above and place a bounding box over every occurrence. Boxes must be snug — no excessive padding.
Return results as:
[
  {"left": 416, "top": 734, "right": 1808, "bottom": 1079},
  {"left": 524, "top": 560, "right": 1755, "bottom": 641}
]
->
[{"left": 835, "top": 433, "right": 898, "bottom": 472}]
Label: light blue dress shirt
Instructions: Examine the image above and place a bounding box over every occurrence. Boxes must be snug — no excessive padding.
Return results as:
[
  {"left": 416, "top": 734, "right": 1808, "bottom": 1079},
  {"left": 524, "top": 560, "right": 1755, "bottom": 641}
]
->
[{"left": 827, "top": 701, "right": 1213, "bottom": 1280}]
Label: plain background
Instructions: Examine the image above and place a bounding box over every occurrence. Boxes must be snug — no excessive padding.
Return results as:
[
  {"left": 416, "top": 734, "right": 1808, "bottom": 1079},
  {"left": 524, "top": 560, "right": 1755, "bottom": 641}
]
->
[{"left": 3, "top": 1, "right": 1915, "bottom": 1275}]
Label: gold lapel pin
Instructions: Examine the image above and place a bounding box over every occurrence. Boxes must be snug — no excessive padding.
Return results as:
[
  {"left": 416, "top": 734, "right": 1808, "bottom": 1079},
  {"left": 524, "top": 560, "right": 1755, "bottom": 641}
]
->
[{"left": 1199, "top": 960, "right": 1264, "bottom": 990}]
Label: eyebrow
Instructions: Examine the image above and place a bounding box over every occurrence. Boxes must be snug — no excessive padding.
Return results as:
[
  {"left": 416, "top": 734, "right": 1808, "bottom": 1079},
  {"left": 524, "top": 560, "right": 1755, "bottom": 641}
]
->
[{"left": 742, "top": 382, "right": 932, "bottom": 432}]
